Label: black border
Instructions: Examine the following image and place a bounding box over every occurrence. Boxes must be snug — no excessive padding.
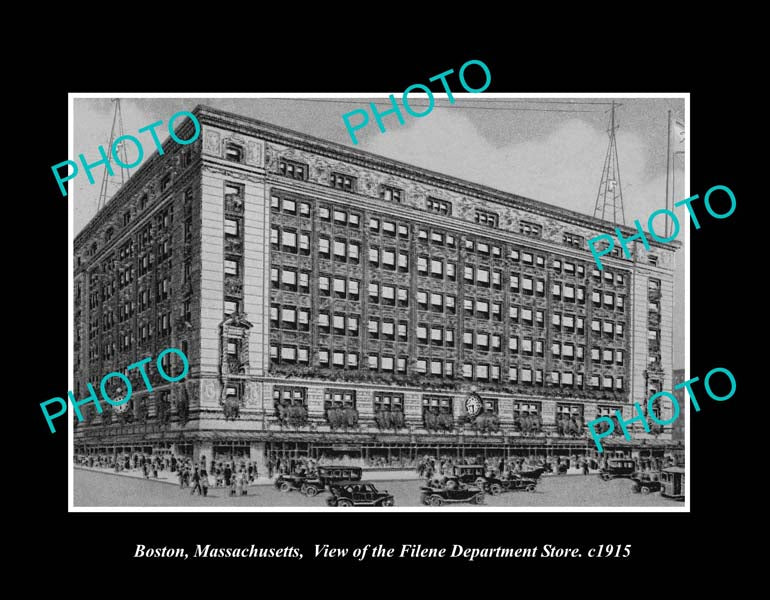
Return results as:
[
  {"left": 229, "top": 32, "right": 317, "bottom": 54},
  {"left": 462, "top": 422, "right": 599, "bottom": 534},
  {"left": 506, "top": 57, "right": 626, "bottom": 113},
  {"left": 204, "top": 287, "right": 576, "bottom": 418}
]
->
[{"left": 25, "top": 43, "right": 749, "bottom": 582}]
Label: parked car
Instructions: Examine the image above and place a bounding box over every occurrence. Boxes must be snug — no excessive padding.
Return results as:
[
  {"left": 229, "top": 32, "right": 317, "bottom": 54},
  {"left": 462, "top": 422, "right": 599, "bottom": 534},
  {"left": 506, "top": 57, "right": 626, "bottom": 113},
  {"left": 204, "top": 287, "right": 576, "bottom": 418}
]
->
[
  {"left": 274, "top": 473, "right": 308, "bottom": 493},
  {"left": 326, "top": 481, "right": 395, "bottom": 507},
  {"left": 301, "top": 465, "right": 363, "bottom": 496},
  {"left": 500, "top": 473, "right": 538, "bottom": 493},
  {"left": 599, "top": 459, "right": 636, "bottom": 481},
  {"left": 631, "top": 473, "right": 663, "bottom": 494},
  {"left": 452, "top": 464, "right": 503, "bottom": 492},
  {"left": 275, "top": 465, "right": 363, "bottom": 495},
  {"left": 518, "top": 467, "right": 546, "bottom": 480},
  {"left": 659, "top": 466, "right": 685, "bottom": 501},
  {"left": 420, "top": 476, "right": 485, "bottom": 506}
]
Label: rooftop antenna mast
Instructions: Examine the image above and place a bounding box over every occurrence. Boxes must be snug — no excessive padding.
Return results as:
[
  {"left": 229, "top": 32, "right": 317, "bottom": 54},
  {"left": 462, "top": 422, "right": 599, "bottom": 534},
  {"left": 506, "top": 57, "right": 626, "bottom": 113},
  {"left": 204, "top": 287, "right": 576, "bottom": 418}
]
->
[
  {"left": 593, "top": 101, "right": 626, "bottom": 225},
  {"left": 97, "top": 98, "right": 130, "bottom": 211}
]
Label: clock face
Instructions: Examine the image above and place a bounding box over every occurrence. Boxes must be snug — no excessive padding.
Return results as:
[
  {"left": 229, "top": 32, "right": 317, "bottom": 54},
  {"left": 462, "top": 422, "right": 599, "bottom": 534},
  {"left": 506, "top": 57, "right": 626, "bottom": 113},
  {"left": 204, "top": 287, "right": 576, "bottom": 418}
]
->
[{"left": 465, "top": 394, "right": 482, "bottom": 418}]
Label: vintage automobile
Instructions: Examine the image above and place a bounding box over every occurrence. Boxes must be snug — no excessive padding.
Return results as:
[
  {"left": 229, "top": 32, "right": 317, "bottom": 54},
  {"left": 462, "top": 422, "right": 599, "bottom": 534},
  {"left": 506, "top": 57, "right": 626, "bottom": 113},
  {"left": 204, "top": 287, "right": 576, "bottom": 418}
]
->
[
  {"left": 300, "top": 465, "right": 363, "bottom": 496},
  {"left": 499, "top": 473, "right": 538, "bottom": 493},
  {"left": 274, "top": 473, "right": 308, "bottom": 493},
  {"left": 518, "top": 467, "right": 546, "bottom": 480},
  {"left": 599, "top": 459, "right": 637, "bottom": 481},
  {"left": 452, "top": 464, "right": 504, "bottom": 492},
  {"left": 275, "top": 465, "right": 363, "bottom": 496},
  {"left": 631, "top": 472, "right": 663, "bottom": 494},
  {"left": 659, "top": 466, "right": 685, "bottom": 501},
  {"left": 420, "top": 476, "right": 485, "bottom": 506},
  {"left": 326, "top": 481, "right": 395, "bottom": 507}
]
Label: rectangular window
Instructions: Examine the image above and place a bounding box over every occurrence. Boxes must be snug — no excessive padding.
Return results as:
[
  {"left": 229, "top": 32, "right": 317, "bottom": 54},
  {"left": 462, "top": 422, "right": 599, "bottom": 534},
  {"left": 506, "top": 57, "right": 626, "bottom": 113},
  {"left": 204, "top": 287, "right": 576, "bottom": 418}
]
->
[
  {"left": 383, "top": 249, "right": 396, "bottom": 269},
  {"left": 417, "top": 291, "right": 428, "bottom": 311},
  {"left": 330, "top": 172, "right": 356, "bottom": 191},
  {"left": 333, "top": 277, "right": 346, "bottom": 297},
  {"left": 519, "top": 221, "right": 542, "bottom": 237},
  {"left": 225, "top": 218, "right": 239, "bottom": 237},
  {"left": 398, "top": 252, "right": 409, "bottom": 271},
  {"left": 319, "top": 237, "right": 331, "bottom": 258},
  {"left": 431, "top": 293, "right": 443, "bottom": 312},
  {"left": 224, "top": 259, "right": 239, "bottom": 276},
  {"left": 333, "top": 209, "right": 347, "bottom": 225},
  {"left": 475, "top": 210, "right": 499, "bottom": 228},
  {"left": 381, "top": 185, "right": 403, "bottom": 203},
  {"left": 225, "top": 143, "right": 243, "bottom": 163},
  {"left": 397, "top": 287, "right": 408, "bottom": 307},
  {"left": 430, "top": 258, "right": 443, "bottom": 277},
  {"left": 279, "top": 158, "right": 308, "bottom": 180},
  {"left": 427, "top": 197, "right": 452, "bottom": 215},
  {"left": 522, "top": 276, "right": 533, "bottom": 294}
]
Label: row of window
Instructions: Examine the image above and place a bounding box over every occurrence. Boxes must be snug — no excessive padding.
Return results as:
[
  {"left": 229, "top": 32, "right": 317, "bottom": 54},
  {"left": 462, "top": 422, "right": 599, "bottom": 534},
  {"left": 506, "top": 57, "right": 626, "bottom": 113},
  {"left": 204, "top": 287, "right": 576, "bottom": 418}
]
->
[
  {"left": 269, "top": 344, "right": 626, "bottom": 389},
  {"left": 273, "top": 387, "right": 622, "bottom": 421},
  {"left": 269, "top": 194, "right": 634, "bottom": 286}
]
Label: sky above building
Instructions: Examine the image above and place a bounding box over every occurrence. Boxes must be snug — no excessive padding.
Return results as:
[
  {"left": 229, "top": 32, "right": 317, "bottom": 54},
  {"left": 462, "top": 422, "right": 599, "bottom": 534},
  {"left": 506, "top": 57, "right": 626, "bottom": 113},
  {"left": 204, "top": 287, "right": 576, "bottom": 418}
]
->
[{"left": 72, "top": 96, "right": 686, "bottom": 369}]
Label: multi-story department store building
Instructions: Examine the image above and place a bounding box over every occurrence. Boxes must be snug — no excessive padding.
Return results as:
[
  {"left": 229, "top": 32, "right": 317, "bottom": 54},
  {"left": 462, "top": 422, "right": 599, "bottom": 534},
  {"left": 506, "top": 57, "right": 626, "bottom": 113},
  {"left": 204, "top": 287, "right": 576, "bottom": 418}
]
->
[{"left": 74, "top": 105, "right": 682, "bottom": 472}]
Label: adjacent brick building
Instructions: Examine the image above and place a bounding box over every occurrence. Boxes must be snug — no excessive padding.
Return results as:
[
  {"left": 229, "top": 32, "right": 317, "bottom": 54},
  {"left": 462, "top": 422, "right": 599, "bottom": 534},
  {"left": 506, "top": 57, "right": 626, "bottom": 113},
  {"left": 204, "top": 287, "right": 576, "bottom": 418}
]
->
[{"left": 74, "top": 105, "right": 682, "bottom": 472}]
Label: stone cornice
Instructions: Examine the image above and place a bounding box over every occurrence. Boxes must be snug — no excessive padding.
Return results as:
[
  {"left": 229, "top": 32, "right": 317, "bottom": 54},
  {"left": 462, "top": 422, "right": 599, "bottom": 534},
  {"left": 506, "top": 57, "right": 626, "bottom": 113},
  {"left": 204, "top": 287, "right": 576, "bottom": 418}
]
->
[{"left": 193, "top": 105, "right": 681, "bottom": 252}]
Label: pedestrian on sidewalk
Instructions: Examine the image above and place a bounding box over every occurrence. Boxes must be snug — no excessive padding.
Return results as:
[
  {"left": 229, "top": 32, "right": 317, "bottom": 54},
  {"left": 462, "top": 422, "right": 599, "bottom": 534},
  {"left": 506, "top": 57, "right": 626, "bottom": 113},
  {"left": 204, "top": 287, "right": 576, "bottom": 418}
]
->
[
  {"left": 200, "top": 468, "right": 209, "bottom": 497},
  {"left": 191, "top": 468, "right": 202, "bottom": 496}
]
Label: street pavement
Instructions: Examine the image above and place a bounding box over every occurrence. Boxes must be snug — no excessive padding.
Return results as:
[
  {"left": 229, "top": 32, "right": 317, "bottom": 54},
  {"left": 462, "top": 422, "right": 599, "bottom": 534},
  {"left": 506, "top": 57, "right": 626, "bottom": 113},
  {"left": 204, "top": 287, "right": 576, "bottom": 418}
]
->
[{"left": 74, "top": 468, "right": 678, "bottom": 508}]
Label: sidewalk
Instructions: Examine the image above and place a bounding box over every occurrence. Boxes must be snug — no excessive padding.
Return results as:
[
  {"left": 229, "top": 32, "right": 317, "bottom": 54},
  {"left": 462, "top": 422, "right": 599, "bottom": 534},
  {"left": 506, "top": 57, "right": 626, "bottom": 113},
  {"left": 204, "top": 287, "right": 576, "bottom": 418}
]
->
[{"left": 75, "top": 465, "right": 422, "bottom": 487}]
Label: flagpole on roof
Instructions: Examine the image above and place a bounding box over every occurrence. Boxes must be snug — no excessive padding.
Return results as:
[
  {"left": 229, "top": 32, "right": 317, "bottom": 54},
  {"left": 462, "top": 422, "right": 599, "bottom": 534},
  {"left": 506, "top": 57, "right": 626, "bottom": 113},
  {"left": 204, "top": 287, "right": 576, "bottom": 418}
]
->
[{"left": 665, "top": 110, "right": 672, "bottom": 238}]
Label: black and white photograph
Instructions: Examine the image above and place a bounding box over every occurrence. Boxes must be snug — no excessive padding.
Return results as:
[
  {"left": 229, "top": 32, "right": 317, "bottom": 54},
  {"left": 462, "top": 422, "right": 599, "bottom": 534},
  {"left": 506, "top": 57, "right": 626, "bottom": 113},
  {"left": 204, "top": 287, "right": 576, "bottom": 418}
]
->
[{"left": 69, "top": 94, "right": 688, "bottom": 510}]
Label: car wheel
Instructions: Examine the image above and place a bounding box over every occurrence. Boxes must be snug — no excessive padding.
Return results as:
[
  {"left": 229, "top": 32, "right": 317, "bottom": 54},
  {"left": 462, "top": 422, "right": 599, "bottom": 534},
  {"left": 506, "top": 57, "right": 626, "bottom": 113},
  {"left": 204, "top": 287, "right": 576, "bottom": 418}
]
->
[
  {"left": 337, "top": 499, "right": 353, "bottom": 507},
  {"left": 429, "top": 495, "right": 444, "bottom": 506},
  {"left": 299, "top": 484, "right": 308, "bottom": 495},
  {"left": 279, "top": 482, "right": 292, "bottom": 493},
  {"left": 526, "top": 484, "right": 536, "bottom": 492},
  {"left": 601, "top": 474, "right": 609, "bottom": 481},
  {"left": 641, "top": 486, "right": 650, "bottom": 494},
  {"left": 475, "top": 477, "right": 486, "bottom": 487},
  {"left": 382, "top": 497, "right": 395, "bottom": 507},
  {"left": 489, "top": 484, "right": 503, "bottom": 496},
  {"left": 472, "top": 493, "right": 485, "bottom": 505},
  {"left": 304, "top": 485, "right": 318, "bottom": 497}
]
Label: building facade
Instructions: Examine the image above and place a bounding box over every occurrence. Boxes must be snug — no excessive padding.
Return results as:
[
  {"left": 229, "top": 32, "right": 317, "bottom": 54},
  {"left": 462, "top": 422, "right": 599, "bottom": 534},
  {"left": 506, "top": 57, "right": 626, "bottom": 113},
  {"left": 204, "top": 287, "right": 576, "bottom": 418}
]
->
[{"left": 74, "top": 105, "right": 681, "bottom": 473}]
